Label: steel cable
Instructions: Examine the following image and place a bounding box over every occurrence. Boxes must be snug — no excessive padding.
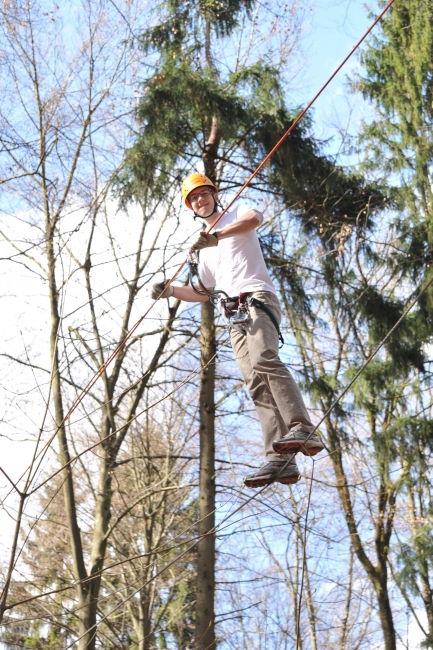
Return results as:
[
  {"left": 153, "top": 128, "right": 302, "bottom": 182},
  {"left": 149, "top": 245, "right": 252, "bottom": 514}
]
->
[{"left": 1, "top": 0, "right": 401, "bottom": 644}]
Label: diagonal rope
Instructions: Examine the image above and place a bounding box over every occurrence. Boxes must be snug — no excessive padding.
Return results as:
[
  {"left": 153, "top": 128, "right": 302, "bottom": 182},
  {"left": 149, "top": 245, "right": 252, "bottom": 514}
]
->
[
  {"left": 1, "top": 0, "right": 399, "bottom": 640},
  {"left": 25, "top": 0, "right": 397, "bottom": 453},
  {"left": 3, "top": 257, "right": 424, "bottom": 633},
  {"left": 203, "top": 0, "right": 397, "bottom": 235},
  {"left": 68, "top": 270, "right": 433, "bottom": 649},
  {"left": 296, "top": 459, "right": 315, "bottom": 649}
]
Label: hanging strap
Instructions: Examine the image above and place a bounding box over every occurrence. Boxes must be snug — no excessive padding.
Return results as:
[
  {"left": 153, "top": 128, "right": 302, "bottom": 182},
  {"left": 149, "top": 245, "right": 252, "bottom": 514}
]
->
[{"left": 248, "top": 297, "right": 285, "bottom": 346}]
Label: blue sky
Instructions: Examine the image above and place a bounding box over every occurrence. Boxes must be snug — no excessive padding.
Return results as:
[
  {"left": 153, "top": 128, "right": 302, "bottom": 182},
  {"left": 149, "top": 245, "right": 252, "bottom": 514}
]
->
[
  {"left": 301, "top": 0, "right": 374, "bottom": 150},
  {"left": 309, "top": 0, "right": 372, "bottom": 81}
]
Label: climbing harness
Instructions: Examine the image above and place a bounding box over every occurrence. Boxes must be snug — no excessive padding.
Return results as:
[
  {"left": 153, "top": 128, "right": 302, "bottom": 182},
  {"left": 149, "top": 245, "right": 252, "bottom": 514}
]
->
[
  {"left": 9, "top": 4, "right": 400, "bottom": 648},
  {"left": 188, "top": 251, "right": 284, "bottom": 345},
  {"left": 221, "top": 295, "right": 251, "bottom": 337},
  {"left": 249, "top": 296, "right": 285, "bottom": 346},
  {"left": 221, "top": 293, "right": 285, "bottom": 346}
]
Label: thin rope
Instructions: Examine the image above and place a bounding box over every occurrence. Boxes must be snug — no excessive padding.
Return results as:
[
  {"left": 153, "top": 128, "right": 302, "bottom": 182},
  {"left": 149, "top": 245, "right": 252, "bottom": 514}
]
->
[
  {"left": 64, "top": 270, "right": 433, "bottom": 647},
  {"left": 296, "top": 459, "right": 315, "bottom": 650},
  {"left": 203, "top": 0, "right": 397, "bottom": 235},
  {"left": 26, "top": 0, "right": 397, "bottom": 450},
  {"left": 1, "top": 0, "right": 400, "bottom": 640}
]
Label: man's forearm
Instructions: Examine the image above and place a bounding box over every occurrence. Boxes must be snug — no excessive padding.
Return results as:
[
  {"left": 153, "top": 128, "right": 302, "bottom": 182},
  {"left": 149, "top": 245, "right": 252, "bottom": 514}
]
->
[
  {"left": 172, "top": 285, "right": 209, "bottom": 302},
  {"left": 213, "top": 209, "right": 262, "bottom": 240}
]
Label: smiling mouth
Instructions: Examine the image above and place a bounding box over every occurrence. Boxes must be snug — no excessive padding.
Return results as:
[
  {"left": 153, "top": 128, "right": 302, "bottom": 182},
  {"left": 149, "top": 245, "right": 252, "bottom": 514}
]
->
[{"left": 196, "top": 203, "right": 215, "bottom": 217}]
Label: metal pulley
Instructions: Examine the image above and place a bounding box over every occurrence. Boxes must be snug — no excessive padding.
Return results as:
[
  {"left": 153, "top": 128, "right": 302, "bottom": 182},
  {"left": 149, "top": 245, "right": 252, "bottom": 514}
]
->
[{"left": 229, "top": 304, "right": 250, "bottom": 326}]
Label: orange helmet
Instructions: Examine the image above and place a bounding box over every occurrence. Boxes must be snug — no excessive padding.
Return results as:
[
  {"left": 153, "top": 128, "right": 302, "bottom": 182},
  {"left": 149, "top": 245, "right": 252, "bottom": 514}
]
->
[{"left": 181, "top": 173, "right": 217, "bottom": 209}]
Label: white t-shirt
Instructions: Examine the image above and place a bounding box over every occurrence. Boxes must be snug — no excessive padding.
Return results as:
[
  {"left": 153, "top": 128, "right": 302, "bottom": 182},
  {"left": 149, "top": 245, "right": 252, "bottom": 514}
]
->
[{"left": 197, "top": 205, "right": 276, "bottom": 297}]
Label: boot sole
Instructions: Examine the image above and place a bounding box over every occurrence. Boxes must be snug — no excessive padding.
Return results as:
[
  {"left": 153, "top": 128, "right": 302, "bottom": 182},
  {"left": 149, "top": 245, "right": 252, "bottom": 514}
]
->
[
  {"left": 244, "top": 473, "right": 301, "bottom": 489},
  {"left": 278, "top": 474, "right": 301, "bottom": 485},
  {"left": 273, "top": 440, "right": 324, "bottom": 456}
]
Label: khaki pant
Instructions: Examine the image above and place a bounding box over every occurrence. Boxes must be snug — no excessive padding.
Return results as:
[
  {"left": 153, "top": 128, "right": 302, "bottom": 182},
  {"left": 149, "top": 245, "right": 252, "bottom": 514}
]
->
[{"left": 230, "top": 291, "right": 314, "bottom": 462}]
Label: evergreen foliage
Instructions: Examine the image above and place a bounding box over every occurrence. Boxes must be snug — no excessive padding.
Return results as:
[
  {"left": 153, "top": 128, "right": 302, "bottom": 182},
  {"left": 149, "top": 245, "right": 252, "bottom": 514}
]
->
[
  {"left": 123, "top": 1, "right": 433, "bottom": 648},
  {"left": 124, "top": 0, "right": 387, "bottom": 249},
  {"left": 357, "top": 0, "right": 433, "bottom": 310},
  {"left": 351, "top": 2, "right": 433, "bottom": 643}
]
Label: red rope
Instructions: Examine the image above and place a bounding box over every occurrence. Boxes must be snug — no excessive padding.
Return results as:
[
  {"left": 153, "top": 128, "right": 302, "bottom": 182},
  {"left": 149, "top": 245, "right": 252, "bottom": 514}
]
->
[
  {"left": 44, "top": 0, "right": 396, "bottom": 438},
  {"left": 206, "top": 0, "right": 396, "bottom": 234}
]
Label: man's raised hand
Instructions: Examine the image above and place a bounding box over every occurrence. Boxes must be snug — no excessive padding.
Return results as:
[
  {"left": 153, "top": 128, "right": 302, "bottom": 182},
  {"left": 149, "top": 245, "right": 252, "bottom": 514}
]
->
[
  {"left": 151, "top": 281, "right": 174, "bottom": 300},
  {"left": 192, "top": 232, "right": 218, "bottom": 250}
]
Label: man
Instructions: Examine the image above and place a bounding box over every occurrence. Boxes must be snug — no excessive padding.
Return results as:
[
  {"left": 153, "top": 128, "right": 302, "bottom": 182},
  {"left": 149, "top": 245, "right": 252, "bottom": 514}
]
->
[{"left": 152, "top": 173, "right": 324, "bottom": 488}]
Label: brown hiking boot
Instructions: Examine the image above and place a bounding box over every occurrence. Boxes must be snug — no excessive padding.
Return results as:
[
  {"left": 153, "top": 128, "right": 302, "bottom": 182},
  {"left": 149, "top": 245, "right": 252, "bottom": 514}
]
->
[
  {"left": 273, "top": 430, "right": 324, "bottom": 457},
  {"left": 244, "top": 460, "right": 300, "bottom": 489}
]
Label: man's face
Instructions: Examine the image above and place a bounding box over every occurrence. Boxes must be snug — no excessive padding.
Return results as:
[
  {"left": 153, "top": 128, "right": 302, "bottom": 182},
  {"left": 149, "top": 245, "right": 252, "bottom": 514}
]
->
[{"left": 188, "top": 186, "right": 218, "bottom": 218}]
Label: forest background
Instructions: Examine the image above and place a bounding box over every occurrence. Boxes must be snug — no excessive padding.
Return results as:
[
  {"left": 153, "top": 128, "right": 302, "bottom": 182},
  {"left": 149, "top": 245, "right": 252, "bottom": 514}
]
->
[{"left": 1, "top": 0, "right": 433, "bottom": 649}]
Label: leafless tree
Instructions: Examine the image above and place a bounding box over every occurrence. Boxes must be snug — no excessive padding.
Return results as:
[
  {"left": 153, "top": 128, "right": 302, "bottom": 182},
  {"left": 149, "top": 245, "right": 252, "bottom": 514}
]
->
[{"left": 0, "top": 0, "right": 200, "bottom": 646}]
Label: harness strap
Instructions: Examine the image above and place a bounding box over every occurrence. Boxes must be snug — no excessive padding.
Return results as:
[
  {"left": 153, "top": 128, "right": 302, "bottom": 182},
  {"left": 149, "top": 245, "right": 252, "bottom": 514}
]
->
[
  {"left": 229, "top": 322, "right": 249, "bottom": 336},
  {"left": 248, "top": 297, "right": 285, "bottom": 346}
]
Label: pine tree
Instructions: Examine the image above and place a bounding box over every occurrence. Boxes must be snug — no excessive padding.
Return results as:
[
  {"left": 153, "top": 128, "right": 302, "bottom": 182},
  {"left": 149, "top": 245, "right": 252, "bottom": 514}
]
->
[
  {"left": 357, "top": 0, "right": 433, "bottom": 309},
  {"left": 124, "top": 2, "right": 392, "bottom": 647},
  {"left": 356, "top": 2, "right": 433, "bottom": 645},
  {"left": 128, "top": 3, "right": 257, "bottom": 648}
]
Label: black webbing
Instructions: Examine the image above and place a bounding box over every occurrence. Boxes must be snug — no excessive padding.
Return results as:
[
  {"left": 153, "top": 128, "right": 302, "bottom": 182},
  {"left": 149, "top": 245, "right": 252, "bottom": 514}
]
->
[{"left": 248, "top": 297, "right": 285, "bottom": 345}]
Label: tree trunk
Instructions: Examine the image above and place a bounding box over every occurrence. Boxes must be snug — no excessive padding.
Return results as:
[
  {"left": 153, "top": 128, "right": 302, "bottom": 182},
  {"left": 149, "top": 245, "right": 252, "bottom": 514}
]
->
[
  {"left": 131, "top": 568, "right": 155, "bottom": 650},
  {"left": 406, "top": 478, "right": 433, "bottom": 639},
  {"left": 328, "top": 431, "right": 396, "bottom": 650},
  {"left": 375, "top": 581, "right": 397, "bottom": 650},
  {"left": 46, "top": 236, "right": 95, "bottom": 648},
  {"left": 133, "top": 518, "right": 156, "bottom": 650},
  {"left": 194, "top": 56, "right": 220, "bottom": 642},
  {"left": 195, "top": 298, "right": 216, "bottom": 650}
]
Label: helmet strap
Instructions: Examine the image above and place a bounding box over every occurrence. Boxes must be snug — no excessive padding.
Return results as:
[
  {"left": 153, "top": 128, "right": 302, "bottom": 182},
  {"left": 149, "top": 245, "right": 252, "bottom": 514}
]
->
[{"left": 192, "top": 195, "right": 222, "bottom": 221}]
